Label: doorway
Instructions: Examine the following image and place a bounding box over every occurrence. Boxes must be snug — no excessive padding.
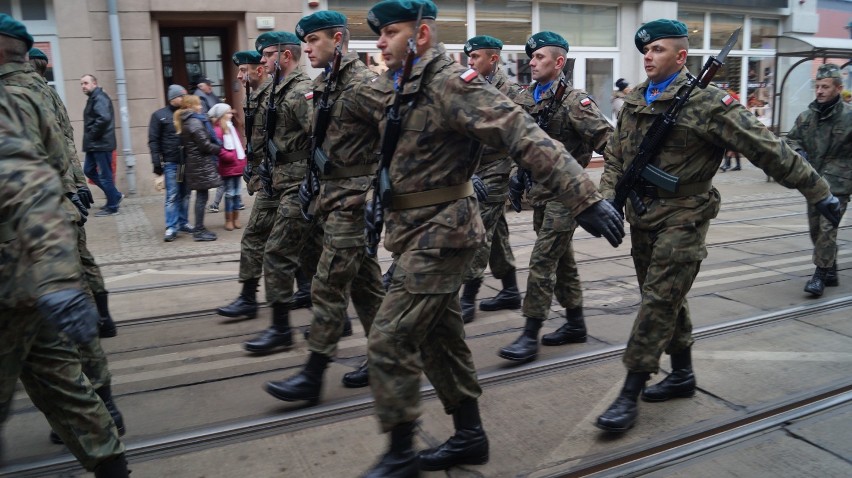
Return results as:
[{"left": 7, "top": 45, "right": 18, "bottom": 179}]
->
[{"left": 160, "top": 27, "right": 228, "bottom": 105}]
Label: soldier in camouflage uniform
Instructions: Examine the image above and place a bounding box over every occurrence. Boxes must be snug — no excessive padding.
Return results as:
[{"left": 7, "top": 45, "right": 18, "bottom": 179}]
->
[
  {"left": 499, "top": 32, "right": 613, "bottom": 363},
  {"left": 0, "top": 19, "right": 125, "bottom": 445},
  {"left": 458, "top": 35, "right": 522, "bottom": 324},
  {"left": 595, "top": 19, "right": 843, "bottom": 434},
  {"left": 786, "top": 63, "right": 851, "bottom": 297},
  {"left": 0, "top": 75, "right": 129, "bottom": 476},
  {"left": 215, "top": 50, "right": 277, "bottom": 321},
  {"left": 241, "top": 32, "right": 324, "bottom": 356},
  {"left": 264, "top": 11, "right": 385, "bottom": 404},
  {"left": 361, "top": 2, "right": 624, "bottom": 475}
]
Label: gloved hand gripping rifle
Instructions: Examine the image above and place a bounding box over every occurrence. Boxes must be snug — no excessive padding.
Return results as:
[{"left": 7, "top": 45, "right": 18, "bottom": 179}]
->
[{"left": 261, "top": 44, "right": 284, "bottom": 196}]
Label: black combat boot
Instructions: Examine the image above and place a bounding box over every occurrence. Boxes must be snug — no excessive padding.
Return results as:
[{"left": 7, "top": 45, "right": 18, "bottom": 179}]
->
[
  {"left": 94, "top": 292, "right": 117, "bottom": 338},
  {"left": 265, "top": 351, "right": 330, "bottom": 404},
  {"left": 342, "top": 361, "right": 370, "bottom": 388},
  {"left": 642, "top": 348, "right": 696, "bottom": 402},
  {"left": 479, "top": 269, "right": 522, "bottom": 311},
  {"left": 541, "top": 307, "right": 587, "bottom": 345},
  {"left": 243, "top": 303, "right": 293, "bottom": 354},
  {"left": 595, "top": 371, "right": 650, "bottom": 433},
  {"left": 419, "top": 399, "right": 488, "bottom": 471},
  {"left": 804, "top": 267, "right": 828, "bottom": 297},
  {"left": 825, "top": 262, "right": 839, "bottom": 287},
  {"left": 382, "top": 262, "right": 397, "bottom": 291},
  {"left": 292, "top": 270, "right": 313, "bottom": 309},
  {"left": 460, "top": 279, "right": 482, "bottom": 324},
  {"left": 498, "top": 317, "right": 542, "bottom": 362},
  {"left": 363, "top": 422, "right": 419, "bottom": 478},
  {"left": 50, "top": 384, "right": 125, "bottom": 444},
  {"left": 216, "top": 278, "right": 259, "bottom": 318},
  {"left": 94, "top": 453, "right": 130, "bottom": 478}
]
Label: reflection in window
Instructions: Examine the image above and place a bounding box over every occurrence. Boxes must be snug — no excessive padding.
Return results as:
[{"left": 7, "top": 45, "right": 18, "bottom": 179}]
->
[
  {"left": 435, "top": 1, "right": 467, "bottom": 44},
  {"left": 586, "top": 58, "right": 613, "bottom": 118},
  {"left": 540, "top": 3, "right": 616, "bottom": 48},
  {"left": 711, "top": 13, "right": 743, "bottom": 50},
  {"left": 678, "top": 11, "right": 705, "bottom": 50},
  {"left": 748, "top": 57, "right": 774, "bottom": 125},
  {"left": 329, "top": 0, "right": 377, "bottom": 41},
  {"left": 184, "top": 36, "right": 224, "bottom": 100},
  {"left": 475, "top": 0, "right": 532, "bottom": 45},
  {"left": 500, "top": 51, "right": 531, "bottom": 86},
  {"left": 750, "top": 18, "right": 778, "bottom": 50}
]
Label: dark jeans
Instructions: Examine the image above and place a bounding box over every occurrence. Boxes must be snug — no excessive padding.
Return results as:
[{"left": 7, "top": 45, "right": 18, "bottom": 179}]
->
[
  {"left": 194, "top": 189, "right": 209, "bottom": 229},
  {"left": 163, "top": 162, "right": 189, "bottom": 231},
  {"left": 84, "top": 151, "right": 122, "bottom": 211}
]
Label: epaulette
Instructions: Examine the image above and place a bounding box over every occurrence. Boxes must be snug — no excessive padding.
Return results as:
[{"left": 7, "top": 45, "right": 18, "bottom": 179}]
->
[{"left": 460, "top": 68, "right": 478, "bottom": 83}]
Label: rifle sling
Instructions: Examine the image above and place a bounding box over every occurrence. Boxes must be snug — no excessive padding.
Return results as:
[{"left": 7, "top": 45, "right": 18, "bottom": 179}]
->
[
  {"left": 324, "top": 163, "right": 377, "bottom": 180},
  {"left": 391, "top": 181, "right": 474, "bottom": 210},
  {"left": 0, "top": 221, "right": 16, "bottom": 243},
  {"left": 275, "top": 149, "right": 310, "bottom": 164},
  {"left": 633, "top": 179, "right": 712, "bottom": 199}
]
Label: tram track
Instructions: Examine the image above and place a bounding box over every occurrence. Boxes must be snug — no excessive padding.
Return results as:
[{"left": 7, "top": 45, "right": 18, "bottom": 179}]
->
[{"left": 6, "top": 295, "right": 851, "bottom": 478}]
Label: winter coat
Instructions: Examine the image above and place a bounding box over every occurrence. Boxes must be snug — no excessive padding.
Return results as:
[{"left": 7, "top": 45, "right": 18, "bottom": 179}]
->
[
  {"left": 179, "top": 110, "right": 221, "bottom": 191},
  {"left": 82, "top": 87, "right": 116, "bottom": 152},
  {"left": 148, "top": 104, "right": 182, "bottom": 164},
  {"left": 214, "top": 125, "right": 245, "bottom": 178}
]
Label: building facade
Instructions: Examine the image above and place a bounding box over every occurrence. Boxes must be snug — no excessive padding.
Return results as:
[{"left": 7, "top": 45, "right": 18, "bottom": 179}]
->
[{"left": 3, "top": 0, "right": 828, "bottom": 195}]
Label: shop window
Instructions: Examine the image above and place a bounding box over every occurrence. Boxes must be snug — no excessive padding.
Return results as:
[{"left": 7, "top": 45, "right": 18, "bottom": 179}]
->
[
  {"left": 540, "top": 3, "right": 616, "bottom": 48},
  {"left": 22, "top": 0, "right": 47, "bottom": 20},
  {"left": 679, "top": 11, "right": 705, "bottom": 50},
  {"left": 751, "top": 18, "right": 779, "bottom": 50},
  {"left": 329, "top": 0, "right": 377, "bottom": 41},
  {"left": 475, "top": 0, "right": 532, "bottom": 45},
  {"left": 711, "top": 13, "right": 744, "bottom": 50}
]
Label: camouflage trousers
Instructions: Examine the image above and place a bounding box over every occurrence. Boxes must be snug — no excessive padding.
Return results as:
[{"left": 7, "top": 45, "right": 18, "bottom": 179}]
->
[
  {"left": 77, "top": 225, "right": 105, "bottom": 296},
  {"left": 308, "top": 210, "right": 384, "bottom": 357},
  {"left": 807, "top": 195, "right": 849, "bottom": 268},
  {"left": 238, "top": 191, "right": 280, "bottom": 283},
  {"left": 263, "top": 193, "right": 323, "bottom": 305},
  {"left": 72, "top": 225, "right": 111, "bottom": 390},
  {"left": 465, "top": 201, "right": 516, "bottom": 282},
  {"left": 368, "top": 248, "right": 481, "bottom": 432},
  {"left": 522, "top": 201, "right": 582, "bottom": 320},
  {"left": 0, "top": 307, "right": 124, "bottom": 471},
  {"left": 623, "top": 220, "right": 709, "bottom": 373}
]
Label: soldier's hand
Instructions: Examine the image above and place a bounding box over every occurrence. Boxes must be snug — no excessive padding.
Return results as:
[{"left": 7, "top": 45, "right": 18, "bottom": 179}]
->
[
  {"left": 815, "top": 194, "right": 844, "bottom": 228},
  {"left": 243, "top": 162, "right": 254, "bottom": 185},
  {"left": 77, "top": 186, "right": 94, "bottom": 209},
  {"left": 66, "top": 192, "right": 89, "bottom": 226},
  {"left": 36, "top": 289, "right": 100, "bottom": 345},
  {"left": 508, "top": 174, "right": 524, "bottom": 213},
  {"left": 472, "top": 175, "right": 488, "bottom": 202},
  {"left": 365, "top": 198, "right": 383, "bottom": 233},
  {"left": 153, "top": 164, "right": 164, "bottom": 176},
  {"left": 575, "top": 200, "right": 625, "bottom": 248},
  {"left": 298, "top": 177, "right": 313, "bottom": 209}
]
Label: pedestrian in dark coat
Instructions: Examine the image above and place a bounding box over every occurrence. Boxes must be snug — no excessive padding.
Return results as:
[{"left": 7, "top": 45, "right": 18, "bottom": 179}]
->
[{"left": 174, "top": 94, "right": 221, "bottom": 241}]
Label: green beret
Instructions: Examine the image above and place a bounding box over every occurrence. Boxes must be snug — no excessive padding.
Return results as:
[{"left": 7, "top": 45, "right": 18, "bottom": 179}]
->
[
  {"left": 367, "top": 0, "right": 438, "bottom": 35},
  {"left": 634, "top": 19, "right": 688, "bottom": 53},
  {"left": 232, "top": 50, "right": 262, "bottom": 66},
  {"left": 525, "top": 31, "right": 569, "bottom": 58},
  {"left": 0, "top": 14, "right": 33, "bottom": 50},
  {"left": 28, "top": 47, "right": 48, "bottom": 61},
  {"left": 816, "top": 64, "right": 842, "bottom": 80},
  {"left": 255, "top": 31, "right": 300, "bottom": 53},
  {"left": 296, "top": 10, "right": 347, "bottom": 42},
  {"left": 464, "top": 35, "right": 503, "bottom": 56}
]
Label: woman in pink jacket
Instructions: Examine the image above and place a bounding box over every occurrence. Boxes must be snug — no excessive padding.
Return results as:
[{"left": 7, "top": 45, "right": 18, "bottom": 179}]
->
[{"left": 208, "top": 103, "right": 246, "bottom": 230}]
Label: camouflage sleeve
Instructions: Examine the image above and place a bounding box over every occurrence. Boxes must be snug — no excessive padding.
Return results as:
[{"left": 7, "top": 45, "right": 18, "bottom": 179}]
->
[
  {"left": 784, "top": 113, "right": 806, "bottom": 154},
  {"left": 703, "top": 96, "right": 830, "bottom": 203},
  {"left": 444, "top": 73, "right": 601, "bottom": 217},
  {"left": 565, "top": 93, "right": 613, "bottom": 157},
  {"left": 352, "top": 76, "right": 391, "bottom": 126},
  {"left": 599, "top": 124, "right": 625, "bottom": 200},
  {"left": 290, "top": 83, "right": 315, "bottom": 136}
]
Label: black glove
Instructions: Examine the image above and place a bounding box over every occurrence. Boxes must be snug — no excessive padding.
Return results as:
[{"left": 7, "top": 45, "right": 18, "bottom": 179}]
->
[
  {"left": 508, "top": 174, "right": 524, "bottom": 213},
  {"left": 796, "top": 149, "right": 808, "bottom": 161},
  {"left": 153, "top": 164, "right": 164, "bottom": 176},
  {"left": 815, "top": 194, "right": 844, "bottom": 228},
  {"left": 76, "top": 186, "right": 94, "bottom": 209},
  {"left": 575, "top": 200, "right": 625, "bottom": 248},
  {"left": 257, "top": 161, "right": 274, "bottom": 195},
  {"left": 299, "top": 175, "right": 320, "bottom": 222},
  {"left": 243, "top": 162, "right": 254, "bottom": 185},
  {"left": 364, "top": 197, "right": 384, "bottom": 257},
  {"left": 472, "top": 175, "right": 488, "bottom": 202},
  {"left": 66, "top": 192, "right": 88, "bottom": 226},
  {"left": 36, "top": 289, "right": 100, "bottom": 345}
]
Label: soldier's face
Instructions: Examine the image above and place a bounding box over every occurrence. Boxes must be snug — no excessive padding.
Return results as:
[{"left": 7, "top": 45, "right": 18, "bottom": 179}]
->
[
  {"left": 237, "top": 65, "right": 249, "bottom": 85},
  {"left": 261, "top": 47, "right": 286, "bottom": 70},
  {"left": 815, "top": 78, "right": 842, "bottom": 104},
  {"left": 304, "top": 31, "right": 336, "bottom": 69},
  {"left": 642, "top": 39, "right": 687, "bottom": 83},
  {"left": 529, "top": 49, "right": 562, "bottom": 83},
  {"left": 377, "top": 22, "right": 414, "bottom": 71},
  {"left": 468, "top": 50, "right": 498, "bottom": 77}
]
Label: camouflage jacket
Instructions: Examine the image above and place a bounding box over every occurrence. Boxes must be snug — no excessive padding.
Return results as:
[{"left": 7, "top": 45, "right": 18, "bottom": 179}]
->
[
  {"left": 515, "top": 73, "right": 613, "bottom": 206},
  {"left": 0, "top": 85, "right": 81, "bottom": 308},
  {"left": 245, "top": 77, "right": 277, "bottom": 202},
  {"left": 38, "top": 74, "right": 87, "bottom": 189},
  {"left": 474, "top": 65, "right": 522, "bottom": 203},
  {"left": 0, "top": 62, "right": 80, "bottom": 223},
  {"left": 369, "top": 44, "right": 601, "bottom": 253},
  {"left": 314, "top": 51, "right": 381, "bottom": 215},
  {"left": 267, "top": 69, "right": 313, "bottom": 216},
  {"left": 786, "top": 98, "right": 852, "bottom": 196},
  {"left": 600, "top": 67, "right": 830, "bottom": 230}
]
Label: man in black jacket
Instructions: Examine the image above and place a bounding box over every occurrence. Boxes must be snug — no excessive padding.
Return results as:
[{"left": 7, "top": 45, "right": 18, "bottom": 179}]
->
[
  {"left": 149, "top": 84, "right": 193, "bottom": 242},
  {"left": 80, "top": 74, "right": 122, "bottom": 217}
]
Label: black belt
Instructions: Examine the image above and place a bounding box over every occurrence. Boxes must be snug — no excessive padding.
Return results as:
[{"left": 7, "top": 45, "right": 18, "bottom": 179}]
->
[{"left": 633, "top": 179, "right": 712, "bottom": 199}]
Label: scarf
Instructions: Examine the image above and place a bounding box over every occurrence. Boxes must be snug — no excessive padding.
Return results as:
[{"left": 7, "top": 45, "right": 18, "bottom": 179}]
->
[{"left": 222, "top": 120, "right": 246, "bottom": 160}]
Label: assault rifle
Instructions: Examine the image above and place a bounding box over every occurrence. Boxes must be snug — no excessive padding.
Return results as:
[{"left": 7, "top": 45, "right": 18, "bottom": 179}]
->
[
  {"left": 610, "top": 28, "right": 741, "bottom": 217},
  {"left": 509, "top": 77, "right": 568, "bottom": 212},
  {"left": 243, "top": 77, "right": 256, "bottom": 194},
  {"left": 365, "top": 6, "right": 423, "bottom": 257},
  {"left": 261, "top": 44, "right": 284, "bottom": 196},
  {"left": 300, "top": 44, "right": 343, "bottom": 222}
]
